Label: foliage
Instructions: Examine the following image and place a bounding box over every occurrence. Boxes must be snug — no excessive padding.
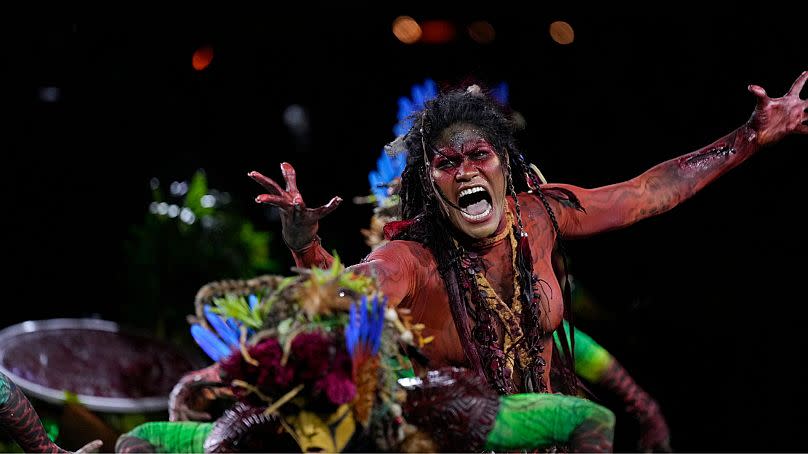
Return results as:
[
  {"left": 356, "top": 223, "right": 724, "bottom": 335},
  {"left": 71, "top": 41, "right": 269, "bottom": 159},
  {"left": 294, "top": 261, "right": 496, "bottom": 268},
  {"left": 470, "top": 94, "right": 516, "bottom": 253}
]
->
[{"left": 122, "top": 169, "right": 279, "bottom": 347}]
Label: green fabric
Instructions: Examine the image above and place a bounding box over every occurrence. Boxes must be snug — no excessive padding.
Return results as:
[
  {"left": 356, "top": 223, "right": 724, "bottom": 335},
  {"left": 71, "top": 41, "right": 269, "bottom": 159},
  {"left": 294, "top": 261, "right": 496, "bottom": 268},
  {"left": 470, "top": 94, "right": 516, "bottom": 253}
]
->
[
  {"left": 484, "top": 393, "right": 614, "bottom": 451},
  {"left": 125, "top": 421, "right": 213, "bottom": 453},
  {"left": 0, "top": 373, "right": 10, "bottom": 405},
  {"left": 554, "top": 320, "right": 614, "bottom": 383}
]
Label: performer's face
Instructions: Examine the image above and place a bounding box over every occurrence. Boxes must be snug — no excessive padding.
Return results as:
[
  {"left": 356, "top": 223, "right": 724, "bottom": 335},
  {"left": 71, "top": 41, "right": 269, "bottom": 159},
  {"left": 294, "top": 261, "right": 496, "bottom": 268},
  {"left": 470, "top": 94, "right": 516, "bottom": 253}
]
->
[{"left": 430, "top": 124, "right": 507, "bottom": 239}]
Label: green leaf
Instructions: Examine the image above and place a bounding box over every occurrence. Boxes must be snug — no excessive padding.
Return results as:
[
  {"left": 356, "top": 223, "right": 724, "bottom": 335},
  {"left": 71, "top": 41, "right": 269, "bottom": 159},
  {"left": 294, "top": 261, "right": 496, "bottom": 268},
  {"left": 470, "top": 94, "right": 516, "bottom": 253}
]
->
[{"left": 211, "top": 294, "right": 263, "bottom": 329}]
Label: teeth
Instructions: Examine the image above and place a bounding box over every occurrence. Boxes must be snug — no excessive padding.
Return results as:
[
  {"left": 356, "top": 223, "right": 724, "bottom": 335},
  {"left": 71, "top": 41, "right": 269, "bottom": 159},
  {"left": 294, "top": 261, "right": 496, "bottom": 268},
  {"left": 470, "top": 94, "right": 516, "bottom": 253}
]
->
[
  {"left": 461, "top": 205, "right": 492, "bottom": 221},
  {"left": 459, "top": 186, "right": 486, "bottom": 197}
]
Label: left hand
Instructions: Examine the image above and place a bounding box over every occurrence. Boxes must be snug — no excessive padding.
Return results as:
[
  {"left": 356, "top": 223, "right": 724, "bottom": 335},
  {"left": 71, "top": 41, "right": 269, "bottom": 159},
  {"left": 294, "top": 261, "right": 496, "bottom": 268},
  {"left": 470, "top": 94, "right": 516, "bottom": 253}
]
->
[{"left": 748, "top": 70, "right": 808, "bottom": 146}]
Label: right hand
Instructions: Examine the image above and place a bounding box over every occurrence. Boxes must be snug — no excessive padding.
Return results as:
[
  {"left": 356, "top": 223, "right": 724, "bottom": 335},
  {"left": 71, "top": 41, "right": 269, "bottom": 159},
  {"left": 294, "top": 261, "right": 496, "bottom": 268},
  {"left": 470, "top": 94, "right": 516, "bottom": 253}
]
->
[{"left": 248, "top": 162, "right": 342, "bottom": 250}]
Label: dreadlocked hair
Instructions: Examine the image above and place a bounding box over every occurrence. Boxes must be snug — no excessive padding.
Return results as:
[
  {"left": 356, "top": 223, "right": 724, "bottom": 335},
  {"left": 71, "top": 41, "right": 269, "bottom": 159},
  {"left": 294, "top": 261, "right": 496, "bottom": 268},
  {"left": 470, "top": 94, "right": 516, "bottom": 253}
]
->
[{"left": 393, "top": 86, "right": 578, "bottom": 395}]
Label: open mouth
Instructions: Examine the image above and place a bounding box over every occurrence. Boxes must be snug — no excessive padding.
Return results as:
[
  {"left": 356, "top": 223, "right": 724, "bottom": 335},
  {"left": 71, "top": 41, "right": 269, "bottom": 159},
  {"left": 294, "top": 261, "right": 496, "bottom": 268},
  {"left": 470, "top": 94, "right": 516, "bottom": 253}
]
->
[{"left": 457, "top": 186, "right": 493, "bottom": 221}]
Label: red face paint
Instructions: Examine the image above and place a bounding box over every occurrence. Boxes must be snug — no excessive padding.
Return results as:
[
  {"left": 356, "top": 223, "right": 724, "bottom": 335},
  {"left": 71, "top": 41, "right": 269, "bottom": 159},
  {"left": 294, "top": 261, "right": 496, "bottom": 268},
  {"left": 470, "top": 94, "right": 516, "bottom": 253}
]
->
[{"left": 429, "top": 124, "right": 508, "bottom": 239}]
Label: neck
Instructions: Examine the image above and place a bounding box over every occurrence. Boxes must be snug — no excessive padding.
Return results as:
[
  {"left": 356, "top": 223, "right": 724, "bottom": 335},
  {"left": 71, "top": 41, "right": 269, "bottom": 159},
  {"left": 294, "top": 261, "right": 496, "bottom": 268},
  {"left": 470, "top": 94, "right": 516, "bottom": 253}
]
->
[{"left": 464, "top": 206, "right": 512, "bottom": 250}]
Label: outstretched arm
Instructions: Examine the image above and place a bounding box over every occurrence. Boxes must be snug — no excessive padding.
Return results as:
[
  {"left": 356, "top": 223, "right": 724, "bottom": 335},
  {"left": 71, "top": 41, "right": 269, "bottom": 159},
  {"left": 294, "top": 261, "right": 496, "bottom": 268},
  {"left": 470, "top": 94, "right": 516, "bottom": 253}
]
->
[
  {"left": 248, "top": 163, "right": 342, "bottom": 269},
  {"left": 544, "top": 71, "right": 808, "bottom": 238}
]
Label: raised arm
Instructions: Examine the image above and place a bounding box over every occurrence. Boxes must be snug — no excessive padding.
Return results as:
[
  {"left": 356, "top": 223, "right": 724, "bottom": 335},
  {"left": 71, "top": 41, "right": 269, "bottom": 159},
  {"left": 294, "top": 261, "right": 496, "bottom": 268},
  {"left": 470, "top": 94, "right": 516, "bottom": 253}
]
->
[
  {"left": 248, "top": 163, "right": 341, "bottom": 269},
  {"left": 544, "top": 71, "right": 808, "bottom": 238}
]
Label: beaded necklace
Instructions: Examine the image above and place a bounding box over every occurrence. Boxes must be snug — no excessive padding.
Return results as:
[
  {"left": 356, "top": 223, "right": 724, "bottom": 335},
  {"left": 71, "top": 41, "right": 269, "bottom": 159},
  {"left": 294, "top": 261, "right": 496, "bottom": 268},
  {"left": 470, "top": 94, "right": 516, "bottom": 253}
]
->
[{"left": 455, "top": 208, "right": 546, "bottom": 394}]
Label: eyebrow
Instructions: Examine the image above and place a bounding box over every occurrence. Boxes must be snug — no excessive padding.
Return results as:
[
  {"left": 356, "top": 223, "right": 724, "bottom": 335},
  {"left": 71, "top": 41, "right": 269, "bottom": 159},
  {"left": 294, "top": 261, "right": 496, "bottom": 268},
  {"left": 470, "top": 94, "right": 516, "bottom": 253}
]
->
[
  {"left": 461, "top": 139, "right": 490, "bottom": 153},
  {"left": 430, "top": 145, "right": 459, "bottom": 162}
]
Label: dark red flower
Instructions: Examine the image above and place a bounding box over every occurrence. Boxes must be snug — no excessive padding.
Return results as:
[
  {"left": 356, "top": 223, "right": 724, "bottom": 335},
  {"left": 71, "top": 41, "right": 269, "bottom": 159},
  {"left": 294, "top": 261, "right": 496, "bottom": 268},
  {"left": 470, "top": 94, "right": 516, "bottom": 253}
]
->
[
  {"left": 220, "top": 338, "right": 294, "bottom": 401},
  {"left": 289, "top": 332, "right": 332, "bottom": 383},
  {"left": 315, "top": 371, "right": 356, "bottom": 405}
]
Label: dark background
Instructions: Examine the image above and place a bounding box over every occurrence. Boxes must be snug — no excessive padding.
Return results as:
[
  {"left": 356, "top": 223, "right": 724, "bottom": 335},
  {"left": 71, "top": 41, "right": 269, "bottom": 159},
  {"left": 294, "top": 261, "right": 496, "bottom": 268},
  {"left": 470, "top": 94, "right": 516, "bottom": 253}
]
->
[{"left": 3, "top": 8, "right": 807, "bottom": 452}]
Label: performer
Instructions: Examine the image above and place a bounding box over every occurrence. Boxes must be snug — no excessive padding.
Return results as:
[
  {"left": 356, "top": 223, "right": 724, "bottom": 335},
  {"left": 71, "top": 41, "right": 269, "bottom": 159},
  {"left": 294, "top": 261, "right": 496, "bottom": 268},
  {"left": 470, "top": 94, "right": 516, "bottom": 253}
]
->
[
  {"left": 358, "top": 86, "right": 671, "bottom": 451},
  {"left": 249, "top": 70, "right": 806, "bottom": 401}
]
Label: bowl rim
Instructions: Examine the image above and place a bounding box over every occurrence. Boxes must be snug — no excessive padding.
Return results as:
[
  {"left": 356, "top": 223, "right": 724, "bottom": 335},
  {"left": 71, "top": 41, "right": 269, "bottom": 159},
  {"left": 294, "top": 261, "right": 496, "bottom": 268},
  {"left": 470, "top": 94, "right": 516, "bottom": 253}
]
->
[{"left": 0, "top": 318, "right": 178, "bottom": 413}]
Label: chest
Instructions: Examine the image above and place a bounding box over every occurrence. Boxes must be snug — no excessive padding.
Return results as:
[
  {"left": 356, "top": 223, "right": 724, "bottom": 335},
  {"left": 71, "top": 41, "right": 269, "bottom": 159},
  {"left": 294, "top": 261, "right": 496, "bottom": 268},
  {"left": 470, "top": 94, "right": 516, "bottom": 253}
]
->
[{"left": 404, "top": 232, "right": 564, "bottom": 368}]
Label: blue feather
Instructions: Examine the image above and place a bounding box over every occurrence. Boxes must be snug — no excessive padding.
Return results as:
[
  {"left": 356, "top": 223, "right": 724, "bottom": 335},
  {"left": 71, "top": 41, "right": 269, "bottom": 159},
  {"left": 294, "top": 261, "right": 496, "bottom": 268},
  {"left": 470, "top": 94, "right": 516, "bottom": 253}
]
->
[
  {"left": 394, "top": 78, "right": 437, "bottom": 137},
  {"left": 371, "top": 296, "right": 384, "bottom": 354},
  {"left": 378, "top": 154, "right": 394, "bottom": 182},
  {"left": 397, "top": 97, "right": 414, "bottom": 125},
  {"left": 225, "top": 317, "right": 240, "bottom": 335},
  {"left": 346, "top": 302, "right": 359, "bottom": 357},
  {"left": 248, "top": 294, "right": 258, "bottom": 311},
  {"left": 204, "top": 306, "right": 240, "bottom": 349},
  {"left": 359, "top": 295, "right": 369, "bottom": 347},
  {"left": 191, "top": 324, "right": 232, "bottom": 361}
]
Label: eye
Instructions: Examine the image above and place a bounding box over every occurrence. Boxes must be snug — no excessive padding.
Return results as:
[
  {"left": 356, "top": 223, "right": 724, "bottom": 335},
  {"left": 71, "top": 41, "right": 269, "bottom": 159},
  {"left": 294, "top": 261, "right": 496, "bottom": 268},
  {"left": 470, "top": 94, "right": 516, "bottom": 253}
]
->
[
  {"left": 435, "top": 158, "right": 456, "bottom": 170},
  {"left": 470, "top": 150, "right": 489, "bottom": 160}
]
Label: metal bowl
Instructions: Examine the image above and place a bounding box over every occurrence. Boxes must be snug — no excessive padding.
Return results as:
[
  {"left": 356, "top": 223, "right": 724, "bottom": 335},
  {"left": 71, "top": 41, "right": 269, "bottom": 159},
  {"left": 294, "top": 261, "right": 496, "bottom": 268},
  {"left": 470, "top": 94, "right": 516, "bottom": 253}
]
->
[{"left": 0, "top": 318, "right": 196, "bottom": 413}]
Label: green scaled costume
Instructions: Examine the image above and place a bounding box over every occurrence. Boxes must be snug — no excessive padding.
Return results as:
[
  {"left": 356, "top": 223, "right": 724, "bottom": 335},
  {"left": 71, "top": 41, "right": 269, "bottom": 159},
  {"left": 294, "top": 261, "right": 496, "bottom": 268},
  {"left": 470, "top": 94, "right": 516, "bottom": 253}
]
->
[
  {"left": 485, "top": 393, "right": 615, "bottom": 452},
  {"left": 116, "top": 422, "right": 211, "bottom": 453}
]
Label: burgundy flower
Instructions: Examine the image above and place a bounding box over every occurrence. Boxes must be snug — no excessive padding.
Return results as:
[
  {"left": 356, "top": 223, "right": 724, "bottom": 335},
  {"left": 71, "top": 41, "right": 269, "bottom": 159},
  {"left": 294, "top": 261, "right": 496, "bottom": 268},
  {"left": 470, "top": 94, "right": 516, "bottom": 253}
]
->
[
  {"left": 220, "top": 348, "right": 249, "bottom": 382},
  {"left": 252, "top": 341, "right": 292, "bottom": 390},
  {"left": 315, "top": 371, "right": 356, "bottom": 405},
  {"left": 289, "top": 332, "right": 332, "bottom": 382},
  {"left": 220, "top": 338, "right": 294, "bottom": 400}
]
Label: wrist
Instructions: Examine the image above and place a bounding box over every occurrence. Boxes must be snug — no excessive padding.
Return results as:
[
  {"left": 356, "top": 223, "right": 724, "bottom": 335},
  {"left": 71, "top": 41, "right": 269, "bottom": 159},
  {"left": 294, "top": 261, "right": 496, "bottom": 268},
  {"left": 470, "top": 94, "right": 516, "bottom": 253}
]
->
[
  {"left": 744, "top": 116, "right": 767, "bottom": 147},
  {"left": 284, "top": 234, "right": 321, "bottom": 253}
]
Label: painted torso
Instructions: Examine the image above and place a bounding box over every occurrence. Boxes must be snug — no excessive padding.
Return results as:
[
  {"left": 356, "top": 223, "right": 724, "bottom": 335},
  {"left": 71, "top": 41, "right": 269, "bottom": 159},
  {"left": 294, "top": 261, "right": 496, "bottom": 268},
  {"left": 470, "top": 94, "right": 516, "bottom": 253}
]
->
[{"left": 366, "top": 194, "right": 564, "bottom": 391}]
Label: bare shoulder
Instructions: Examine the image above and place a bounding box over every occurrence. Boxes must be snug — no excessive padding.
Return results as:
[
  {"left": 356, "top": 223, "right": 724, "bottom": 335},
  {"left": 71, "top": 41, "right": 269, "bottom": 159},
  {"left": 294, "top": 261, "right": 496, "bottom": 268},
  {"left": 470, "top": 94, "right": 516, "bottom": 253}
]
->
[
  {"left": 363, "top": 239, "right": 434, "bottom": 268},
  {"left": 354, "top": 240, "right": 432, "bottom": 304}
]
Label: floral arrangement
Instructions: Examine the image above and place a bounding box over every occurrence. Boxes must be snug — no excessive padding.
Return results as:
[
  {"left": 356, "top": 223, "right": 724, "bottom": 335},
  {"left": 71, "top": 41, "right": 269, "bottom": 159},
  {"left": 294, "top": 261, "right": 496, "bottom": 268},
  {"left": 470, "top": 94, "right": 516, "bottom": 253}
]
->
[{"left": 188, "top": 258, "right": 432, "bottom": 450}]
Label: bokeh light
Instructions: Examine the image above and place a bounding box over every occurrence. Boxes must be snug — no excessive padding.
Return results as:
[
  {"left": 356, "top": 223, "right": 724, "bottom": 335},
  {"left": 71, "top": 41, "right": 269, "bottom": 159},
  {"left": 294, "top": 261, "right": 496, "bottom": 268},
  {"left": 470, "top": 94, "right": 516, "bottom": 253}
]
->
[
  {"left": 468, "top": 21, "right": 495, "bottom": 44},
  {"left": 192, "top": 46, "right": 214, "bottom": 71},
  {"left": 549, "top": 21, "right": 574, "bottom": 45},
  {"left": 420, "top": 20, "right": 456, "bottom": 44},
  {"left": 392, "top": 16, "right": 421, "bottom": 44}
]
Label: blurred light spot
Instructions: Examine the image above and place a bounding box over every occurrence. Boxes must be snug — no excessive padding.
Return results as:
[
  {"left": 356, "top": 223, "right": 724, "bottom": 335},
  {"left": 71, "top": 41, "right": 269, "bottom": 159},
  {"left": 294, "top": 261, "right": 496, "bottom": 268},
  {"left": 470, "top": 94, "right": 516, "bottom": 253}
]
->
[
  {"left": 167, "top": 204, "right": 180, "bottom": 218},
  {"left": 283, "top": 104, "right": 310, "bottom": 136},
  {"left": 393, "top": 16, "right": 421, "bottom": 44},
  {"left": 468, "top": 21, "right": 495, "bottom": 43},
  {"left": 201, "top": 194, "right": 216, "bottom": 208},
  {"left": 38, "top": 86, "right": 60, "bottom": 103},
  {"left": 170, "top": 181, "right": 188, "bottom": 197},
  {"left": 192, "top": 46, "right": 214, "bottom": 71},
  {"left": 180, "top": 207, "right": 196, "bottom": 224},
  {"left": 549, "top": 21, "right": 574, "bottom": 45},
  {"left": 201, "top": 215, "right": 216, "bottom": 229},
  {"left": 420, "top": 20, "right": 456, "bottom": 44},
  {"left": 149, "top": 202, "right": 159, "bottom": 214},
  {"left": 157, "top": 202, "right": 169, "bottom": 215},
  {"left": 149, "top": 177, "right": 160, "bottom": 190},
  {"left": 219, "top": 192, "right": 232, "bottom": 204}
]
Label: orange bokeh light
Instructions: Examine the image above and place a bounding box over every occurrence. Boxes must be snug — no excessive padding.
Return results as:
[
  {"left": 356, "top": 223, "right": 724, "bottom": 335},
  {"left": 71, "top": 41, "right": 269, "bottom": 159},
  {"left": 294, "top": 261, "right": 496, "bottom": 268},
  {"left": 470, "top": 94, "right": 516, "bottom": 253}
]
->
[
  {"left": 192, "top": 46, "right": 214, "bottom": 71},
  {"left": 420, "top": 20, "right": 456, "bottom": 44},
  {"left": 549, "top": 21, "right": 574, "bottom": 45},
  {"left": 392, "top": 16, "right": 421, "bottom": 44}
]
